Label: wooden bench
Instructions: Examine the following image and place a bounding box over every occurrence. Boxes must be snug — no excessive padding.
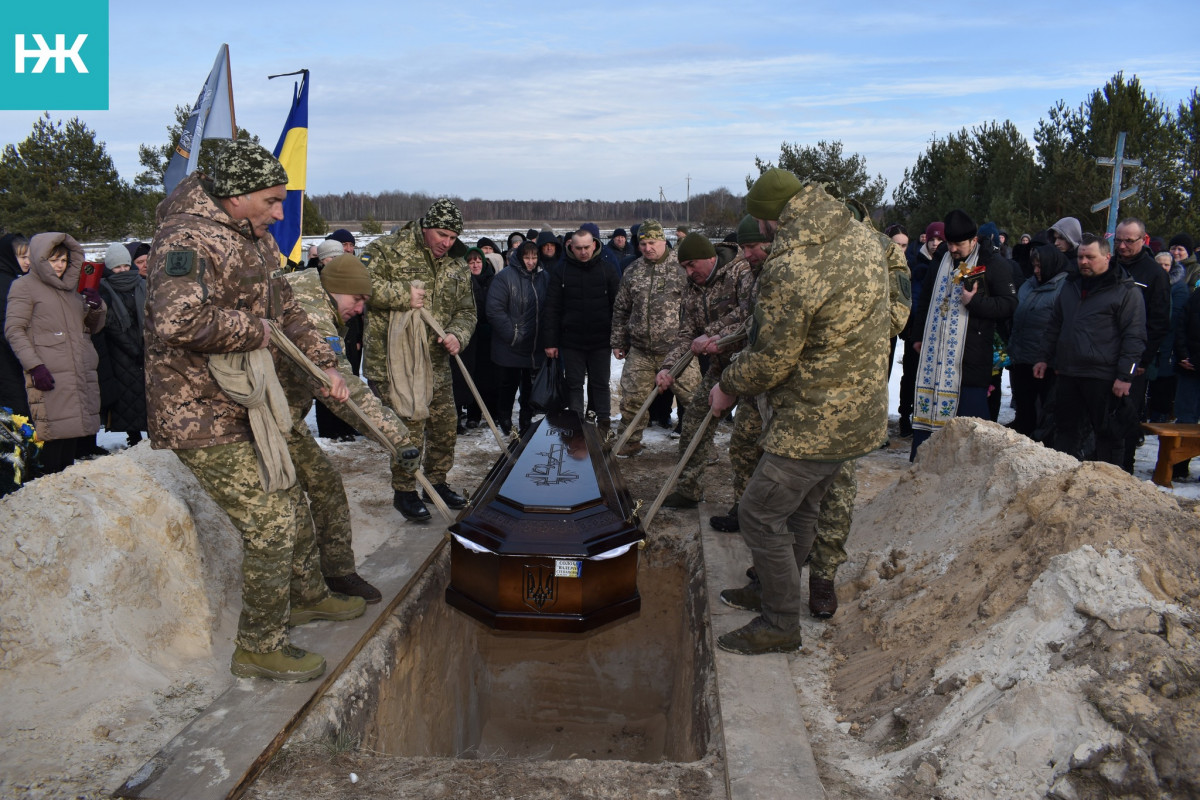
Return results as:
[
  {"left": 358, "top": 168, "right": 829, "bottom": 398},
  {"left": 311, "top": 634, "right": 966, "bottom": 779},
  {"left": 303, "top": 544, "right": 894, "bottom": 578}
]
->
[{"left": 1141, "top": 422, "right": 1200, "bottom": 488}]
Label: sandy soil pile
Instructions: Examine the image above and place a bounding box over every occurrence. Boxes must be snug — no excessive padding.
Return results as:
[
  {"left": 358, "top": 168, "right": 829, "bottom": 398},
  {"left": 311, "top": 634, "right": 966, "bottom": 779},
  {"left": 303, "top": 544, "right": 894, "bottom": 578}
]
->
[
  {"left": 817, "top": 418, "right": 1200, "bottom": 800},
  {"left": 2, "top": 415, "right": 1198, "bottom": 799}
]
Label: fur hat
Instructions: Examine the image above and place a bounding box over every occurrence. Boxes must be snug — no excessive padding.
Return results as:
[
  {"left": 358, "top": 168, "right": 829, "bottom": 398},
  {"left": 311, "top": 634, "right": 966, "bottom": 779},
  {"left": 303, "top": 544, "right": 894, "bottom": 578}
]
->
[{"left": 1169, "top": 233, "right": 1195, "bottom": 254}]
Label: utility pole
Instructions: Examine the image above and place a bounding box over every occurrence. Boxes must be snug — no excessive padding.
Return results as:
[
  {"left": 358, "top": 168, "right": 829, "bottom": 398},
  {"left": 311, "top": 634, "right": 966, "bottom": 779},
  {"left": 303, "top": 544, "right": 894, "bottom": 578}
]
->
[
  {"left": 686, "top": 174, "right": 691, "bottom": 225},
  {"left": 1090, "top": 132, "right": 1141, "bottom": 238},
  {"left": 658, "top": 186, "right": 665, "bottom": 221}
]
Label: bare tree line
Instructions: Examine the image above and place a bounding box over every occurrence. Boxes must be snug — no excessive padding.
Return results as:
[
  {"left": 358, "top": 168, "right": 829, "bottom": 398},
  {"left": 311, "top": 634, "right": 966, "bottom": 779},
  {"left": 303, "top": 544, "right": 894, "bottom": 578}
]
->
[{"left": 309, "top": 188, "right": 745, "bottom": 231}]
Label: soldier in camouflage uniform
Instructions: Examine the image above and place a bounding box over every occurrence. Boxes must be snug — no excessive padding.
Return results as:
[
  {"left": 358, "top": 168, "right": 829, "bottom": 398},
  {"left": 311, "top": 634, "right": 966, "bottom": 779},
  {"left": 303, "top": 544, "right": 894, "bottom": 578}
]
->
[
  {"left": 610, "top": 219, "right": 700, "bottom": 454},
  {"left": 359, "top": 199, "right": 476, "bottom": 522},
  {"left": 656, "top": 232, "right": 754, "bottom": 507},
  {"left": 280, "top": 255, "right": 421, "bottom": 603},
  {"left": 145, "top": 140, "right": 364, "bottom": 683},
  {"left": 716, "top": 212, "right": 911, "bottom": 620},
  {"left": 710, "top": 171, "right": 890, "bottom": 656}
]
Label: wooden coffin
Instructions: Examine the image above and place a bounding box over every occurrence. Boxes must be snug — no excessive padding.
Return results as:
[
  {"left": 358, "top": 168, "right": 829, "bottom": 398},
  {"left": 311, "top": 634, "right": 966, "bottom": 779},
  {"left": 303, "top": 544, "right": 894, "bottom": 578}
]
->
[{"left": 445, "top": 411, "right": 645, "bottom": 633}]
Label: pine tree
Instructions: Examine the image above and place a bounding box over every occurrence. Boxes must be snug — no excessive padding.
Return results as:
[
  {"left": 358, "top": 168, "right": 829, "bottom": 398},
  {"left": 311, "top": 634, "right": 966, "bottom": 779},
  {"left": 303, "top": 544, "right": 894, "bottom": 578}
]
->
[
  {"left": 0, "top": 114, "right": 132, "bottom": 240},
  {"left": 136, "top": 105, "right": 260, "bottom": 191},
  {"left": 750, "top": 140, "right": 887, "bottom": 210}
]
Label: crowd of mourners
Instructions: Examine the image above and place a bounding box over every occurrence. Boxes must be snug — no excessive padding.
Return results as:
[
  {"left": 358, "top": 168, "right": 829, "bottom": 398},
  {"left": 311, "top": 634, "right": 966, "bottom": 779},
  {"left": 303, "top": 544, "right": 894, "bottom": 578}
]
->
[
  {"left": 7, "top": 137, "right": 1200, "bottom": 675},
  {"left": 889, "top": 216, "right": 1200, "bottom": 477},
  {"left": 4, "top": 210, "right": 1200, "bottom": 496}
]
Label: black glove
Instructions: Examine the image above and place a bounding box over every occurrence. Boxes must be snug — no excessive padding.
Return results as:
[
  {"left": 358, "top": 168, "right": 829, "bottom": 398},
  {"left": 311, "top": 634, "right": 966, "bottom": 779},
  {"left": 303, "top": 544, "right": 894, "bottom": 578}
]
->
[
  {"left": 81, "top": 288, "right": 102, "bottom": 309},
  {"left": 398, "top": 446, "right": 421, "bottom": 474},
  {"left": 30, "top": 365, "right": 55, "bottom": 391}
]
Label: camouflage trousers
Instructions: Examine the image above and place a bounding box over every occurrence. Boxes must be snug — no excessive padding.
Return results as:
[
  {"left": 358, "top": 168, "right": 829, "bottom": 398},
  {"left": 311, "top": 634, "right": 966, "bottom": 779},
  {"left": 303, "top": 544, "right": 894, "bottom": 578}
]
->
[
  {"left": 810, "top": 459, "right": 857, "bottom": 581},
  {"left": 728, "top": 400, "right": 854, "bottom": 580},
  {"left": 674, "top": 371, "right": 720, "bottom": 501},
  {"left": 373, "top": 356, "right": 456, "bottom": 492},
  {"left": 175, "top": 441, "right": 328, "bottom": 653},
  {"left": 729, "top": 398, "right": 764, "bottom": 501},
  {"left": 288, "top": 421, "right": 355, "bottom": 578},
  {"left": 617, "top": 348, "right": 700, "bottom": 446}
]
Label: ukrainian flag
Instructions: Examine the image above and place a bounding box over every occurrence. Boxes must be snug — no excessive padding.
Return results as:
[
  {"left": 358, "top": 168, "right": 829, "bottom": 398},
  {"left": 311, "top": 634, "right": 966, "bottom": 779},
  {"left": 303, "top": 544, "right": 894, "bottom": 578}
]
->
[{"left": 268, "top": 70, "right": 308, "bottom": 268}]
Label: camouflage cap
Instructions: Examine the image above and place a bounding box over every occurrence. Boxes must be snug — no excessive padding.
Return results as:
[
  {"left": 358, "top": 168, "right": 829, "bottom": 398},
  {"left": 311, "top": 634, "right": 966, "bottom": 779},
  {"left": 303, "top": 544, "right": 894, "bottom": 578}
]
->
[
  {"left": 321, "top": 254, "right": 373, "bottom": 296},
  {"left": 212, "top": 140, "right": 288, "bottom": 198},
  {"left": 639, "top": 219, "right": 666, "bottom": 241},
  {"left": 420, "top": 198, "right": 464, "bottom": 234},
  {"left": 746, "top": 168, "right": 803, "bottom": 222},
  {"left": 736, "top": 214, "right": 768, "bottom": 245}
]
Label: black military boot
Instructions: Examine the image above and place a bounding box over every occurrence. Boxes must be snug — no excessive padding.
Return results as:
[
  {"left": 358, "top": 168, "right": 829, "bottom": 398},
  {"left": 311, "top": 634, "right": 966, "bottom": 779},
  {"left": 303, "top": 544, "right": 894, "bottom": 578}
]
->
[
  {"left": 709, "top": 503, "right": 740, "bottom": 532},
  {"left": 422, "top": 482, "right": 467, "bottom": 509},
  {"left": 325, "top": 572, "right": 382, "bottom": 604},
  {"left": 393, "top": 490, "right": 431, "bottom": 522}
]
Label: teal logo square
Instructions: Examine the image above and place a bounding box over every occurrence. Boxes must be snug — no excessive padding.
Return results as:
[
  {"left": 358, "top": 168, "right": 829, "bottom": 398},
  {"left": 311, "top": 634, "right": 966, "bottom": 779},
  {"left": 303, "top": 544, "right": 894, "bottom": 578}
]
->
[{"left": 0, "top": 1, "right": 108, "bottom": 110}]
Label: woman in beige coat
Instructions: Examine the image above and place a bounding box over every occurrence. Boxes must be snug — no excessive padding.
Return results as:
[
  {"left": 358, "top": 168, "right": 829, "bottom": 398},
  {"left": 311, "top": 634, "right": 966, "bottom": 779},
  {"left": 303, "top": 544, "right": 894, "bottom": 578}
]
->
[{"left": 4, "top": 232, "right": 106, "bottom": 475}]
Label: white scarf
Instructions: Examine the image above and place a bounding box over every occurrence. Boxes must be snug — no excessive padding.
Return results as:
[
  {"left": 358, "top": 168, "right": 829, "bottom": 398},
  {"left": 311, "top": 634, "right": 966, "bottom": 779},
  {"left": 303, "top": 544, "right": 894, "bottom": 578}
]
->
[{"left": 912, "top": 246, "right": 979, "bottom": 432}]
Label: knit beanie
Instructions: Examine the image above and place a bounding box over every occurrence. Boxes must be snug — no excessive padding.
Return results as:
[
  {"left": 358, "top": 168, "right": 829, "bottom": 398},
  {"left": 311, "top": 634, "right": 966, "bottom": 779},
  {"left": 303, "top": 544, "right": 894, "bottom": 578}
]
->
[
  {"left": 327, "top": 228, "right": 356, "bottom": 246},
  {"left": 104, "top": 242, "right": 131, "bottom": 268},
  {"left": 677, "top": 232, "right": 716, "bottom": 262},
  {"left": 212, "top": 140, "right": 288, "bottom": 198},
  {"left": 580, "top": 222, "right": 601, "bottom": 241},
  {"left": 745, "top": 168, "right": 803, "bottom": 221},
  {"left": 924, "top": 221, "right": 945, "bottom": 241},
  {"left": 420, "top": 199, "right": 464, "bottom": 233},
  {"left": 320, "top": 254, "right": 373, "bottom": 296},
  {"left": 639, "top": 219, "right": 666, "bottom": 241},
  {"left": 316, "top": 239, "right": 343, "bottom": 261},
  {"left": 1169, "top": 233, "right": 1195, "bottom": 254},
  {"left": 736, "top": 214, "right": 768, "bottom": 245},
  {"left": 943, "top": 209, "right": 977, "bottom": 242}
]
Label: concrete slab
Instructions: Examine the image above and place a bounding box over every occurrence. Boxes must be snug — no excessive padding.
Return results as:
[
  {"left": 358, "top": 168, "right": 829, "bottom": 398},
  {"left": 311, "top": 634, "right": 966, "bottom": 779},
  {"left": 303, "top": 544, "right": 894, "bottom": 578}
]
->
[
  {"left": 113, "top": 527, "right": 446, "bottom": 800},
  {"left": 700, "top": 502, "right": 827, "bottom": 800}
]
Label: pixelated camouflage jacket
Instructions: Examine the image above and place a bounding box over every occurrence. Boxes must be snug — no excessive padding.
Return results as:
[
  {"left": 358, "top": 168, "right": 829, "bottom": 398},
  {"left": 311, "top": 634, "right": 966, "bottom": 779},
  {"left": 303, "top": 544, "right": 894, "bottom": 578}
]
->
[
  {"left": 661, "top": 250, "right": 755, "bottom": 376},
  {"left": 358, "top": 220, "right": 475, "bottom": 382},
  {"left": 282, "top": 269, "right": 412, "bottom": 451},
  {"left": 144, "top": 173, "right": 337, "bottom": 450},
  {"left": 719, "top": 184, "right": 890, "bottom": 462},
  {"left": 610, "top": 248, "right": 687, "bottom": 355}
]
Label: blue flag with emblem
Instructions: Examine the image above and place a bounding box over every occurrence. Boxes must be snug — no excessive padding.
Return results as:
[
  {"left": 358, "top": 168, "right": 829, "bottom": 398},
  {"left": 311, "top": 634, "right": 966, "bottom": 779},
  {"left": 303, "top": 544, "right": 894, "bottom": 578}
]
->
[
  {"left": 163, "top": 44, "right": 236, "bottom": 196},
  {"left": 268, "top": 70, "right": 309, "bottom": 268}
]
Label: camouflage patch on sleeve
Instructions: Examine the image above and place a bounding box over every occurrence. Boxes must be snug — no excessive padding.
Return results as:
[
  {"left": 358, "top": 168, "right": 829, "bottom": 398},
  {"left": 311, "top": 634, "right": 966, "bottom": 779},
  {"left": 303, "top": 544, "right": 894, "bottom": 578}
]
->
[
  {"left": 165, "top": 250, "right": 196, "bottom": 277},
  {"left": 359, "top": 253, "right": 372, "bottom": 268}
]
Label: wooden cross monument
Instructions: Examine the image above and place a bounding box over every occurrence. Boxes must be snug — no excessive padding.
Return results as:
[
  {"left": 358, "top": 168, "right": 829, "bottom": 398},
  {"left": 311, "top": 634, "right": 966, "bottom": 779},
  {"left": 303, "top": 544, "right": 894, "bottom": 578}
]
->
[{"left": 1090, "top": 132, "right": 1141, "bottom": 237}]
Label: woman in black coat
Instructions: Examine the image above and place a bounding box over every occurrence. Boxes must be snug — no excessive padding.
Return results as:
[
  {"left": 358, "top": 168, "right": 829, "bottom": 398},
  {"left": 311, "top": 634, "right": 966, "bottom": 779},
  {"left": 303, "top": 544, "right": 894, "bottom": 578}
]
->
[{"left": 96, "top": 243, "right": 147, "bottom": 445}]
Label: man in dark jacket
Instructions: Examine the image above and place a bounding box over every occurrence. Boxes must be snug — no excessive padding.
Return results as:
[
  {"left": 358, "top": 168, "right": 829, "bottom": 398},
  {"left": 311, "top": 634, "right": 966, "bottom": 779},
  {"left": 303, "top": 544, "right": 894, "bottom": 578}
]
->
[
  {"left": 605, "top": 227, "right": 631, "bottom": 269},
  {"left": 1113, "top": 218, "right": 1170, "bottom": 472},
  {"left": 543, "top": 229, "right": 620, "bottom": 427},
  {"left": 909, "top": 210, "right": 1017, "bottom": 459},
  {"left": 1034, "top": 234, "right": 1146, "bottom": 467}
]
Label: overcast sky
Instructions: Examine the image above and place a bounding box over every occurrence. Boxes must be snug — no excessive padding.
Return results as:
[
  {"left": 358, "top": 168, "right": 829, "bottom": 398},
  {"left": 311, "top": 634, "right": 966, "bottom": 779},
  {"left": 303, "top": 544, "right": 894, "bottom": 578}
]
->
[{"left": 2, "top": 0, "right": 1197, "bottom": 207}]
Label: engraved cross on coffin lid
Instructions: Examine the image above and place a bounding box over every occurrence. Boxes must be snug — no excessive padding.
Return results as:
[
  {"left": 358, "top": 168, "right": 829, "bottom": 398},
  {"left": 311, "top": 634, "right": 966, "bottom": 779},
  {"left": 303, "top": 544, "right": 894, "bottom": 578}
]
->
[{"left": 445, "top": 411, "right": 645, "bottom": 633}]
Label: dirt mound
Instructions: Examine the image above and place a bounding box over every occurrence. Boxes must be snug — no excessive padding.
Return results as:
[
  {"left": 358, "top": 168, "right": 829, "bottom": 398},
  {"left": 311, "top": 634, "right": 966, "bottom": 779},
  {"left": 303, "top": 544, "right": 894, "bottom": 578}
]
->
[
  {"left": 829, "top": 418, "right": 1200, "bottom": 799},
  {"left": 0, "top": 443, "right": 244, "bottom": 798}
]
